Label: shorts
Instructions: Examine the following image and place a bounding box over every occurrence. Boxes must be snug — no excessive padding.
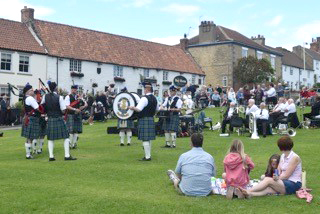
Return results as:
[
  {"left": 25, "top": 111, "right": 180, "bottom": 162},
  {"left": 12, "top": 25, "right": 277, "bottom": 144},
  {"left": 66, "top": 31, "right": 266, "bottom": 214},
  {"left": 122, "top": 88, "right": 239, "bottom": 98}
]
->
[{"left": 282, "top": 180, "right": 301, "bottom": 195}]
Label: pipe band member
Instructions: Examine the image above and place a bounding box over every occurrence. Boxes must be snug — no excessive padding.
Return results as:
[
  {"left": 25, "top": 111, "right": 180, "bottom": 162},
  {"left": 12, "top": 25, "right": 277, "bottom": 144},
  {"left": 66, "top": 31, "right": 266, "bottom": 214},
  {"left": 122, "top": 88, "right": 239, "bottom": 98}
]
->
[
  {"left": 129, "top": 82, "right": 158, "bottom": 161},
  {"left": 161, "top": 85, "right": 182, "bottom": 148},
  {"left": 21, "top": 84, "right": 41, "bottom": 159},
  {"left": 41, "top": 81, "right": 76, "bottom": 161},
  {"left": 117, "top": 87, "right": 134, "bottom": 146},
  {"left": 65, "top": 85, "right": 88, "bottom": 149}
]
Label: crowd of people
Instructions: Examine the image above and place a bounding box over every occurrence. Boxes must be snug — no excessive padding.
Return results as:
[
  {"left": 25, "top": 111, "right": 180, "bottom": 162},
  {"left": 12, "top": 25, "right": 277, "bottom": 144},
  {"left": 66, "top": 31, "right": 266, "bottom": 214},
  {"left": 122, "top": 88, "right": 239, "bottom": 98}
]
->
[{"left": 167, "top": 134, "right": 302, "bottom": 199}]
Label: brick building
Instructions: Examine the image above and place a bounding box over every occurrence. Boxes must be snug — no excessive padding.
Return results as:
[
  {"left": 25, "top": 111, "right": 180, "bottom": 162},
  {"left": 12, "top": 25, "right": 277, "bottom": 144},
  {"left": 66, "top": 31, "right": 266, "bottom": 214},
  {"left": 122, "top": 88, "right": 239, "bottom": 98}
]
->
[{"left": 179, "top": 21, "right": 282, "bottom": 88}]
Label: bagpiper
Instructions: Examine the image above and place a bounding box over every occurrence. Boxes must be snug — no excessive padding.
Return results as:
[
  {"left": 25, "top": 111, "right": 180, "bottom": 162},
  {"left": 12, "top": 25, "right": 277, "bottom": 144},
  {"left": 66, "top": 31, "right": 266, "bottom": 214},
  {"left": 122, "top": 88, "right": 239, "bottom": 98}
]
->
[
  {"left": 41, "top": 81, "right": 76, "bottom": 161},
  {"left": 117, "top": 87, "right": 134, "bottom": 146},
  {"left": 161, "top": 85, "right": 182, "bottom": 148},
  {"left": 129, "top": 83, "right": 158, "bottom": 161},
  {"left": 65, "top": 85, "right": 87, "bottom": 149},
  {"left": 21, "top": 84, "right": 41, "bottom": 159}
]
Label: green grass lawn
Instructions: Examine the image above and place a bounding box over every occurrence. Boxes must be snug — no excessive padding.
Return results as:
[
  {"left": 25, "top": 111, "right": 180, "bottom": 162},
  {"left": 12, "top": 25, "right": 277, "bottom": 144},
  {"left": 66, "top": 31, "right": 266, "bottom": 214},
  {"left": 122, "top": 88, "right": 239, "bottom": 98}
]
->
[{"left": 0, "top": 108, "right": 319, "bottom": 213}]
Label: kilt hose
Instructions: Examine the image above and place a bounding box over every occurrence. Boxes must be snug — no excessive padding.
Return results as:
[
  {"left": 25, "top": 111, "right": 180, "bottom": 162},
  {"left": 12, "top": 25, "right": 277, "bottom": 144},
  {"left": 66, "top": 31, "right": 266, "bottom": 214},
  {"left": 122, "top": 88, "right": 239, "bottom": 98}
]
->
[
  {"left": 162, "top": 114, "right": 180, "bottom": 132},
  {"left": 66, "top": 114, "right": 83, "bottom": 134},
  {"left": 47, "top": 117, "right": 69, "bottom": 140},
  {"left": 117, "top": 119, "right": 135, "bottom": 129},
  {"left": 39, "top": 117, "right": 47, "bottom": 138},
  {"left": 138, "top": 117, "right": 156, "bottom": 141},
  {"left": 21, "top": 116, "right": 40, "bottom": 139}
]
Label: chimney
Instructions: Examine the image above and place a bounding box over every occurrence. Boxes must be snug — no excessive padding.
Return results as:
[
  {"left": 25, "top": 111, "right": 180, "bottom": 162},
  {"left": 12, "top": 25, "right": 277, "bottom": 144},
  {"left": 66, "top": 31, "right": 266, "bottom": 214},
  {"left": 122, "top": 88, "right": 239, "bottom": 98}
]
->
[
  {"left": 310, "top": 37, "right": 320, "bottom": 53},
  {"left": 199, "top": 21, "right": 216, "bottom": 44},
  {"left": 180, "top": 34, "right": 189, "bottom": 51},
  {"left": 21, "top": 6, "right": 34, "bottom": 23},
  {"left": 251, "top": 34, "right": 265, "bottom": 46}
]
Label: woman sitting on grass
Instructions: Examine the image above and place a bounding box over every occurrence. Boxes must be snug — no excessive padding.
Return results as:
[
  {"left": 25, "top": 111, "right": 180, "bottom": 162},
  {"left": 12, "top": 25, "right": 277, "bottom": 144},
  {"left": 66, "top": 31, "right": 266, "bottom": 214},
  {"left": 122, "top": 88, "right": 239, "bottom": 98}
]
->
[
  {"left": 223, "top": 139, "right": 255, "bottom": 199},
  {"left": 240, "top": 136, "right": 302, "bottom": 197},
  {"left": 260, "top": 154, "right": 281, "bottom": 180}
]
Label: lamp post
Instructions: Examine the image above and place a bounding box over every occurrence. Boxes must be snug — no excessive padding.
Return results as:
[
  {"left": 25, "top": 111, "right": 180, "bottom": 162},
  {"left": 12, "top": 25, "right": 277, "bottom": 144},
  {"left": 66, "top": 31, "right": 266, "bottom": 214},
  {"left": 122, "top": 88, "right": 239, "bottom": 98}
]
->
[{"left": 302, "top": 42, "right": 308, "bottom": 89}]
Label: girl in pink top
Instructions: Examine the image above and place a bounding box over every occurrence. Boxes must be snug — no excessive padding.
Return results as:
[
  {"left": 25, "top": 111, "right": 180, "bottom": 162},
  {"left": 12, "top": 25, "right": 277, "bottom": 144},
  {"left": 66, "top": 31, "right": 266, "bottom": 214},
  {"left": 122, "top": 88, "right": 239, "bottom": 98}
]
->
[
  {"left": 223, "top": 140, "right": 254, "bottom": 199},
  {"left": 240, "top": 136, "right": 302, "bottom": 198}
]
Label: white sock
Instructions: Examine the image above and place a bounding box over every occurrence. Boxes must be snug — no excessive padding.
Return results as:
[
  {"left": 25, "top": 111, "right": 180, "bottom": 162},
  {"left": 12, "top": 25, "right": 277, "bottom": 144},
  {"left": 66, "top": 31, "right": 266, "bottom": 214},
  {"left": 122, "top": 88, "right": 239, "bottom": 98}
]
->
[
  {"left": 38, "top": 138, "right": 44, "bottom": 151},
  {"left": 64, "top": 138, "right": 70, "bottom": 158},
  {"left": 69, "top": 134, "right": 74, "bottom": 147},
  {"left": 25, "top": 142, "right": 32, "bottom": 157},
  {"left": 126, "top": 130, "right": 132, "bottom": 144},
  {"left": 32, "top": 139, "right": 37, "bottom": 153},
  {"left": 143, "top": 141, "right": 151, "bottom": 159},
  {"left": 165, "top": 132, "right": 171, "bottom": 146},
  {"left": 73, "top": 133, "right": 78, "bottom": 146},
  {"left": 171, "top": 133, "right": 177, "bottom": 146},
  {"left": 48, "top": 140, "right": 54, "bottom": 158},
  {"left": 119, "top": 131, "right": 125, "bottom": 144}
]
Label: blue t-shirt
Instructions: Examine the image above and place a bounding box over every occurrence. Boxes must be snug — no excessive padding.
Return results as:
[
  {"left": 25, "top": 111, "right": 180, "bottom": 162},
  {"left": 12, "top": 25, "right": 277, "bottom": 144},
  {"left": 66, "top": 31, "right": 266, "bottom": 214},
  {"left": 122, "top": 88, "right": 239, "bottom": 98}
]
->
[{"left": 175, "top": 147, "right": 215, "bottom": 196}]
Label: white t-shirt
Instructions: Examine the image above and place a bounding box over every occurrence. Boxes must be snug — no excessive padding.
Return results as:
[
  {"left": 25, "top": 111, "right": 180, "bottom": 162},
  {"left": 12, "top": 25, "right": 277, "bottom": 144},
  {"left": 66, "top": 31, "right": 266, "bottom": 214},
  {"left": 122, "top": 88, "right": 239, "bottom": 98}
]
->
[
  {"left": 284, "top": 103, "right": 296, "bottom": 117},
  {"left": 246, "top": 104, "right": 259, "bottom": 115},
  {"left": 267, "top": 87, "right": 276, "bottom": 97}
]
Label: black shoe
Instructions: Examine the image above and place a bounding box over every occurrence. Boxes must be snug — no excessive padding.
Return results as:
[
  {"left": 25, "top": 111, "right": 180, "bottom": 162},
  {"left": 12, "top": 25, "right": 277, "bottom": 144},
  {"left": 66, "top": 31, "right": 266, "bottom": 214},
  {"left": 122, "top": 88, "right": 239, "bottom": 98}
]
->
[
  {"left": 64, "top": 156, "right": 77, "bottom": 161},
  {"left": 37, "top": 149, "right": 43, "bottom": 154},
  {"left": 26, "top": 156, "right": 33, "bottom": 159},
  {"left": 263, "top": 135, "right": 266, "bottom": 138},
  {"left": 120, "top": 143, "right": 124, "bottom": 146},
  {"left": 171, "top": 145, "right": 176, "bottom": 148},
  {"left": 127, "top": 143, "right": 131, "bottom": 146},
  {"left": 139, "top": 157, "right": 151, "bottom": 161},
  {"left": 49, "top": 157, "right": 56, "bottom": 161},
  {"left": 162, "top": 145, "right": 171, "bottom": 148},
  {"left": 0, "top": 132, "right": 3, "bottom": 137}
]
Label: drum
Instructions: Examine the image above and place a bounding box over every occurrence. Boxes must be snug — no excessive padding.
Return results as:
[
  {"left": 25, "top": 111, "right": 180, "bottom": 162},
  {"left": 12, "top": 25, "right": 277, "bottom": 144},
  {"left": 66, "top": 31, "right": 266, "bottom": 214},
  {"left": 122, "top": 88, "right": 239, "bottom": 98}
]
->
[{"left": 113, "top": 92, "right": 140, "bottom": 120}]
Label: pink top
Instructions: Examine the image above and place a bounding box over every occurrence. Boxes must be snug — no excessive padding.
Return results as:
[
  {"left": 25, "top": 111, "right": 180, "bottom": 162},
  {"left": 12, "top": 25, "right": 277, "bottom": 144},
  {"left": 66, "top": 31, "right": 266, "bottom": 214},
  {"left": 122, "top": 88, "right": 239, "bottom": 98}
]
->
[
  {"left": 223, "top": 153, "right": 255, "bottom": 188},
  {"left": 279, "top": 151, "right": 302, "bottom": 183}
]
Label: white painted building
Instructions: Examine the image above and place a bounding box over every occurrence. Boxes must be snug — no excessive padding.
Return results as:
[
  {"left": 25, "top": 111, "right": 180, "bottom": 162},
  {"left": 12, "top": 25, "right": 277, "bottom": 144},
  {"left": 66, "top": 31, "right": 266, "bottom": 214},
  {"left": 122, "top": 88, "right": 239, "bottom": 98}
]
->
[
  {"left": 0, "top": 7, "right": 205, "bottom": 105},
  {"left": 277, "top": 47, "right": 314, "bottom": 90}
]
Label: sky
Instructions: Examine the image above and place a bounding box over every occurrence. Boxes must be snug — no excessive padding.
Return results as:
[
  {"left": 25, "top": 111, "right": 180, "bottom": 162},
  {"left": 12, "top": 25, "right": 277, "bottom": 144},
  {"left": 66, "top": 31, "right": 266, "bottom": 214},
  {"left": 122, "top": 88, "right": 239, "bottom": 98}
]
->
[{"left": 1, "top": 0, "right": 320, "bottom": 50}]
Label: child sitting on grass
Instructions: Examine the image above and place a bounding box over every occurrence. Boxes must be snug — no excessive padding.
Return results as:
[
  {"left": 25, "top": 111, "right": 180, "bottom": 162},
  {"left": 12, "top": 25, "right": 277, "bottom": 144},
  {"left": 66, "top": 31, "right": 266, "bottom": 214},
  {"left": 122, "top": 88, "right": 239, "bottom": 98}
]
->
[
  {"left": 261, "top": 154, "right": 281, "bottom": 180},
  {"left": 222, "top": 139, "right": 255, "bottom": 199}
]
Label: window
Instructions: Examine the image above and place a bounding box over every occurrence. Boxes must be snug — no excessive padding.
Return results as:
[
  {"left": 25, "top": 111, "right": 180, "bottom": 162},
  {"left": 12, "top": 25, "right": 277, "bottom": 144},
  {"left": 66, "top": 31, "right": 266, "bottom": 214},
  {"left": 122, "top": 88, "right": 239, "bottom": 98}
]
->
[
  {"left": 270, "top": 55, "right": 276, "bottom": 69},
  {"left": 191, "top": 75, "right": 196, "bottom": 84},
  {"left": 163, "top": 71, "right": 168, "bottom": 81},
  {"left": 222, "top": 76, "right": 228, "bottom": 87},
  {"left": 1, "top": 53, "right": 11, "bottom": 71},
  {"left": 316, "top": 61, "right": 319, "bottom": 70},
  {"left": 299, "top": 70, "right": 302, "bottom": 75},
  {"left": 0, "top": 86, "right": 9, "bottom": 95},
  {"left": 256, "top": 51, "right": 263, "bottom": 60},
  {"left": 70, "top": 59, "right": 82, "bottom": 72},
  {"left": 143, "top": 69, "right": 149, "bottom": 78},
  {"left": 113, "top": 65, "right": 123, "bottom": 77},
  {"left": 242, "top": 47, "right": 248, "bottom": 58},
  {"left": 97, "top": 67, "right": 101, "bottom": 74},
  {"left": 19, "top": 55, "right": 29, "bottom": 72},
  {"left": 290, "top": 68, "right": 293, "bottom": 75},
  {"left": 198, "top": 78, "right": 202, "bottom": 85}
]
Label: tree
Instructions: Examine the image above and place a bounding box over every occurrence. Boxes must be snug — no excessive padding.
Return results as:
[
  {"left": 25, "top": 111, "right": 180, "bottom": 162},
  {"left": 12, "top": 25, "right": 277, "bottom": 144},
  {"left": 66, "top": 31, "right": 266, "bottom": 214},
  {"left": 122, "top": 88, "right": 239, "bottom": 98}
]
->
[{"left": 234, "top": 56, "right": 274, "bottom": 85}]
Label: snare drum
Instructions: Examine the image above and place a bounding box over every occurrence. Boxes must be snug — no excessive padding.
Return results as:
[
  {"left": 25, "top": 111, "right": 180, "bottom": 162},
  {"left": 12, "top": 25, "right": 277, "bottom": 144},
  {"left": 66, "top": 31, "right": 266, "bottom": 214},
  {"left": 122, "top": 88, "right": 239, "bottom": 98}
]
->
[{"left": 157, "top": 110, "right": 170, "bottom": 118}]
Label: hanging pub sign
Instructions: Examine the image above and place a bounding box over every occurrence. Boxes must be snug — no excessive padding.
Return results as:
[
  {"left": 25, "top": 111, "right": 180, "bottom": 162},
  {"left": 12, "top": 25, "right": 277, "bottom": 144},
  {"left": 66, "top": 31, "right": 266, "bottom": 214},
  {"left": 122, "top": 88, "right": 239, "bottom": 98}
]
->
[{"left": 173, "top": 75, "right": 187, "bottom": 87}]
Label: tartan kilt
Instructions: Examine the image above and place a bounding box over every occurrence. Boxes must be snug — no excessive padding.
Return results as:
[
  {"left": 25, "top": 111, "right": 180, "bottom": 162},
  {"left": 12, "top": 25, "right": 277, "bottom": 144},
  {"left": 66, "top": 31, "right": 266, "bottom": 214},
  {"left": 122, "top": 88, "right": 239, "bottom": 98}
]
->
[
  {"left": 21, "top": 116, "right": 40, "bottom": 139},
  {"left": 117, "top": 119, "right": 135, "bottom": 129},
  {"left": 162, "top": 114, "right": 180, "bottom": 132},
  {"left": 47, "top": 117, "right": 69, "bottom": 140},
  {"left": 138, "top": 117, "right": 156, "bottom": 141},
  {"left": 39, "top": 117, "right": 47, "bottom": 137},
  {"left": 66, "top": 114, "right": 83, "bottom": 134}
]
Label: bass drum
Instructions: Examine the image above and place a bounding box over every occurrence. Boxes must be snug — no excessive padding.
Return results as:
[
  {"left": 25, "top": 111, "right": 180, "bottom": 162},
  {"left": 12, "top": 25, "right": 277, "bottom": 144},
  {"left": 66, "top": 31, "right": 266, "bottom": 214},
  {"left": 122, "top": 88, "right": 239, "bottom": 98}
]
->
[{"left": 113, "top": 92, "right": 139, "bottom": 120}]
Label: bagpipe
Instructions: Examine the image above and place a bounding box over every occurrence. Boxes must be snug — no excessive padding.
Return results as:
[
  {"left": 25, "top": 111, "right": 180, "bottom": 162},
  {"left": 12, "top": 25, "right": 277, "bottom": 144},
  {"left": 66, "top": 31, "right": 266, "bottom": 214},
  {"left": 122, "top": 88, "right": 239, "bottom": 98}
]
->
[{"left": 64, "top": 98, "right": 82, "bottom": 121}]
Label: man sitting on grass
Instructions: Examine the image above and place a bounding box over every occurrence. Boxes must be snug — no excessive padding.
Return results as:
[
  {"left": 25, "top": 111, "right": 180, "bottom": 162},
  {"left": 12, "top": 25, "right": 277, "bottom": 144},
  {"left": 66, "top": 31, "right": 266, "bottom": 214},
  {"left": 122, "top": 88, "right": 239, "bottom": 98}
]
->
[{"left": 167, "top": 133, "right": 215, "bottom": 196}]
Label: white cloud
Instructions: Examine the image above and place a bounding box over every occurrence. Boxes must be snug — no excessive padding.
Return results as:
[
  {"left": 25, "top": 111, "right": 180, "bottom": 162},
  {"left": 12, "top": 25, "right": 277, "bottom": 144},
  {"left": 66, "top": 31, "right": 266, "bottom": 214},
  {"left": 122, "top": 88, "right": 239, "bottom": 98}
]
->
[
  {"left": 0, "top": 0, "right": 54, "bottom": 21},
  {"left": 293, "top": 20, "right": 320, "bottom": 43},
  {"left": 266, "top": 15, "right": 283, "bottom": 27},
  {"left": 161, "top": 3, "right": 200, "bottom": 23}
]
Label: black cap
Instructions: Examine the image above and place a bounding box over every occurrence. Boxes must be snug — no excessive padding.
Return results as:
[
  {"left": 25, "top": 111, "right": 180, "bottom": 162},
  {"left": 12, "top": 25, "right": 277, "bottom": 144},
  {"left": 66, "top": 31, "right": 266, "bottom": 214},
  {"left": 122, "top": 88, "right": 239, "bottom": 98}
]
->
[
  {"left": 23, "top": 83, "right": 32, "bottom": 94},
  {"left": 71, "top": 85, "right": 78, "bottom": 89},
  {"left": 169, "top": 85, "right": 178, "bottom": 91}
]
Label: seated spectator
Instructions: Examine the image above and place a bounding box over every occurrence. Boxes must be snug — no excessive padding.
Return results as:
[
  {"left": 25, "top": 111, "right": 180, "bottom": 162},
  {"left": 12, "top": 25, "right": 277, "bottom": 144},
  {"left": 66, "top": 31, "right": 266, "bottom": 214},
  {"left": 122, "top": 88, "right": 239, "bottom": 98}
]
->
[
  {"left": 222, "top": 139, "right": 254, "bottom": 199},
  {"left": 261, "top": 154, "right": 281, "bottom": 180},
  {"left": 210, "top": 90, "right": 221, "bottom": 107},
  {"left": 255, "top": 102, "right": 269, "bottom": 138},
  {"left": 300, "top": 87, "right": 310, "bottom": 106},
  {"left": 228, "top": 88, "right": 236, "bottom": 103},
  {"left": 269, "top": 97, "right": 286, "bottom": 128},
  {"left": 197, "top": 90, "right": 209, "bottom": 108},
  {"left": 276, "top": 83, "right": 284, "bottom": 98},
  {"left": 236, "top": 88, "right": 244, "bottom": 105},
  {"left": 167, "top": 133, "right": 215, "bottom": 196},
  {"left": 308, "top": 89, "right": 317, "bottom": 105},
  {"left": 244, "top": 99, "right": 259, "bottom": 128},
  {"left": 93, "top": 101, "right": 105, "bottom": 121},
  {"left": 303, "top": 95, "right": 320, "bottom": 121},
  {"left": 240, "top": 136, "right": 302, "bottom": 197},
  {"left": 221, "top": 102, "right": 236, "bottom": 133}
]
